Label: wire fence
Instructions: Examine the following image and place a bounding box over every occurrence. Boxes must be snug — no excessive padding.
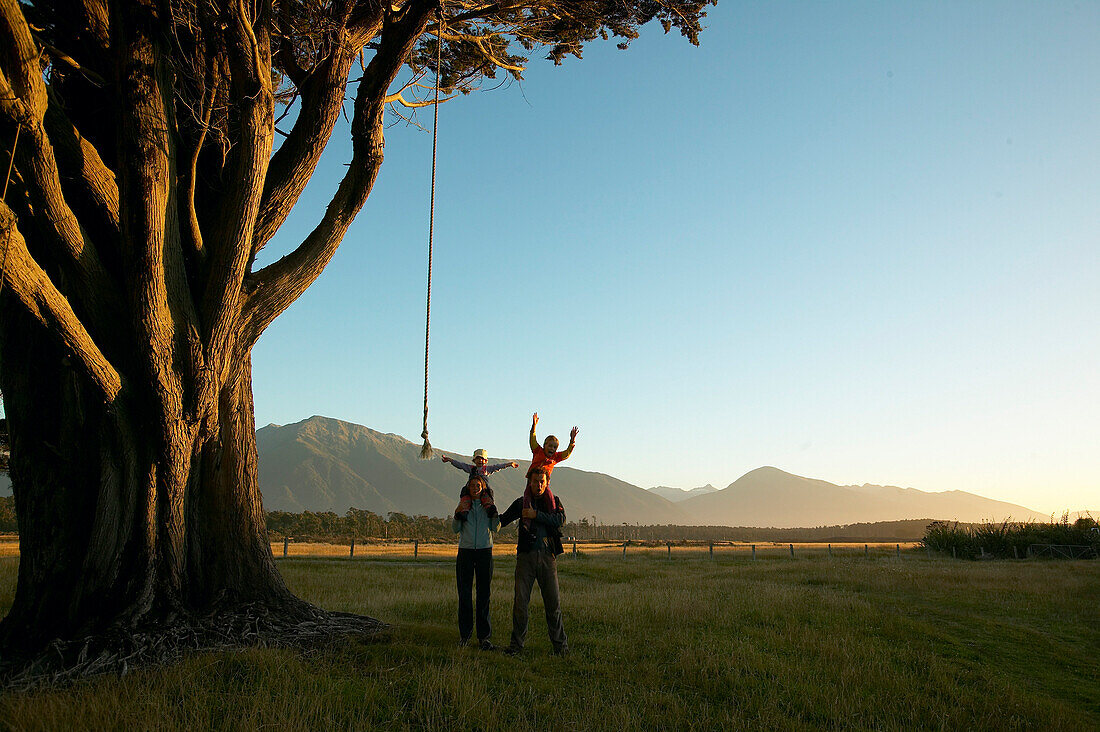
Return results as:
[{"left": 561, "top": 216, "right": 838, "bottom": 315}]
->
[{"left": 268, "top": 538, "right": 930, "bottom": 561}]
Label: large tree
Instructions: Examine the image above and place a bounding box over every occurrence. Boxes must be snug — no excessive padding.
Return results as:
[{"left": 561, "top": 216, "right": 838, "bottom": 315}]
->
[{"left": 0, "top": 0, "right": 712, "bottom": 674}]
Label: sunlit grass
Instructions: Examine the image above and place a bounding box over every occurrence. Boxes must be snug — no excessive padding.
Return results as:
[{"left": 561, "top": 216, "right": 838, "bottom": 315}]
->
[
  {"left": 1, "top": 553, "right": 1097, "bottom": 730},
  {"left": 0, "top": 536, "right": 18, "bottom": 558}
]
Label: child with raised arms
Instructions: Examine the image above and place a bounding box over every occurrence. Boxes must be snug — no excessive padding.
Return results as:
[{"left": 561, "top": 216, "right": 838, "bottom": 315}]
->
[{"left": 527, "top": 412, "right": 578, "bottom": 481}]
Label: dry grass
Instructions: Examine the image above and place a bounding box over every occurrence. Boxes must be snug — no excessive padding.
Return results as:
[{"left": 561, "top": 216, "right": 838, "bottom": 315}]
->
[
  {"left": 0, "top": 536, "right": 18, "bottom": 558},
  {"left": 0, "top": 538, "right": 924, "bottom": 561},
  {"left": 0, "top": 552, "right": 1097, "bottom": 730}
]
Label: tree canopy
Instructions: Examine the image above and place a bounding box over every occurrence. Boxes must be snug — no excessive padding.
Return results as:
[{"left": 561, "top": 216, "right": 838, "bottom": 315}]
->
[{"left": 0, "top": 0, "right": 713, "bottom": 678}]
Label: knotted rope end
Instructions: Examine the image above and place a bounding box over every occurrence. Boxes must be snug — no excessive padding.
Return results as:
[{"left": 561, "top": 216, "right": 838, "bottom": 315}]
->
[{"left": 419, "top": 431, "right": 433, "bottom": 460}]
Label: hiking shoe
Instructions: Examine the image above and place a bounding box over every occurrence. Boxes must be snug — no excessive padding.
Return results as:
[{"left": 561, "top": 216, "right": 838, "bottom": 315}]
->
[
  {"left": 502, "top": 645, "right": 522, "bottom": 656},
  {"left": 478, "top": 640, "right": 495, "bottom": 652}
]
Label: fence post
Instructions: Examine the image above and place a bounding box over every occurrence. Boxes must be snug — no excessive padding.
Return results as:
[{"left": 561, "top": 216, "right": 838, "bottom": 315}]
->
[
  {"left": 827, "top": 543, "right": 832, "bottom": 558},
  {"left": 789, "top": 543, "right": 794, "bottom": 558},
  {"left": 864, "top": 544, "right": 869, "bottom": 558},
  {"left": 414, "top": 539, "right": 419, "bottom": 558},
  {"left": 751, "top": 544, "right": 756, "bottom": 561},
  {"left": 1013, "top": 545, "right": 1018, "bottom": 560},
  {"left": 283, "top": 537, "right": 288, "bottom": 557},
  {"left": 667, "top": 542, "right": 671, "bottom": 559},
  {"left": 952, "top": 546, "right": 956, "bottom": 559},
  {"left": 709, "top": 542, "right": 714, "bottom": 559},
  {"left": 350, "top": 538, "right": 355, "bottom": 558},
  {"left": 979, "top": 546, "right": 985, "bottom": 558},
  {"left": 622, "top": 542, "right": 627, "bottom": 558},
  {"left": 896, "top": 543, "right": 900, "bottom": 558},
  {"left": 573, "top": 540, "right": 577, "bottom": 556}
]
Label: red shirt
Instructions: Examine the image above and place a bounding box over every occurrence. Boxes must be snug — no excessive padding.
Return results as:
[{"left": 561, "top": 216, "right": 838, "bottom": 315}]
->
[{"left": 527, "top": 445, "right": 570, "bottom": 477}]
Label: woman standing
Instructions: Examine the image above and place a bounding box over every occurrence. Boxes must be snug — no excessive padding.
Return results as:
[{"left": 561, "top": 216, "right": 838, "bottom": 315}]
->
[{"left": 452, "top": 474, "right": 500, "bottom": 650}]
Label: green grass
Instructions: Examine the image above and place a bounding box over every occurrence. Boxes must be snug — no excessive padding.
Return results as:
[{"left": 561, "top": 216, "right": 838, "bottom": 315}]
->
[{"left": 1, "top": 553, "right": 1098, "bottom": 730}]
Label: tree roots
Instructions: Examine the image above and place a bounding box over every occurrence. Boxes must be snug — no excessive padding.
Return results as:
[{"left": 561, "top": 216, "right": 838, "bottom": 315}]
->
[{"left": 0, "top": 602, "right": 387, "bottom": 690}]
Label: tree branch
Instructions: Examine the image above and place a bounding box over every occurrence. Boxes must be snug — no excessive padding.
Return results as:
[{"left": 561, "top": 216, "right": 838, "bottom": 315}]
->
[
  {"left": 42, "top": 91, "right": 120, "bottom": 240},
  {"left": 250, "top": 43, "right": 359, "bottom": 257},
  {"left": 114, "top": 1, "right": 191, "bottom": 418},
  {"left": 242, "top": 0, "right": 437, "bottom": 348},
  {"left": 178, "top": 73, "right": 218, "bottom": 266},
  {"left": 0, "top": 66, "right": 121, "bottom": 329},
  {"left": 0, "top": 0, "right": 47, "bottom": 120},
  {"left": 253, "top": 6, "right": 387, "bottom": 257},
  {"left": 199, "top": 0, "right": 275, "bottom": 381},
  {"left": 385, "top": 91, "right": 453, "bottom": 108},
  {"left": 0, "top": 204, "right": 122, "bottom": 401}
]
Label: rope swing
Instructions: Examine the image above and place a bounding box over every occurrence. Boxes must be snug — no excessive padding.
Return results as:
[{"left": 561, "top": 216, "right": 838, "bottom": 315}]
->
[{"left": 419, "top": 12, "right": 443, "bottom": 460}]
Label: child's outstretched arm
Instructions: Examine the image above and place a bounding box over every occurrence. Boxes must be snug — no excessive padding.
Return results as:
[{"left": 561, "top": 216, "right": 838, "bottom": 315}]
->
[
  {"left": 557, "top": 426, "right": 580, "bottom": 460},
  {"left": 529, "top": 412, "right": 540, "bottom": 454},
  {"left": 441, "top": 455, "right": 474, "bottom": 474},
  {"left": 484, "top": 461, "right": 519, "bottom": 475}
]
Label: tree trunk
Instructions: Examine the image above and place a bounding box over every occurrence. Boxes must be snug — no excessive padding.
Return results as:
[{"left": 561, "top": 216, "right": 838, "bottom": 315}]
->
[{"left": 0, "top": 302, "right": 321, "bottom": 667}]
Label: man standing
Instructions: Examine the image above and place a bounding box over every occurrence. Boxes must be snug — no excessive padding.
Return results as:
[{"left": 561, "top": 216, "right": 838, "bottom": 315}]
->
[{"left": 499, "top": 468, "right": 569, "bottom": 656}]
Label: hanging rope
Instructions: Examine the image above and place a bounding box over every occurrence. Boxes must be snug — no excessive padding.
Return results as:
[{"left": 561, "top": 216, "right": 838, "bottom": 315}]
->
[{"left": 419, "top": 12, "right": 443, "bottom": 460}]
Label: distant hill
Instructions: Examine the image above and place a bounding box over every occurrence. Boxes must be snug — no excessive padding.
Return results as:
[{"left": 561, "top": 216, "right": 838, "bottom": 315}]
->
[
  {"left": 678, "top": 467, "right": 1049, "bottom": 528},
  {"left": 257, "top": 416, "right": 690, "bottom": 524},
  {"left": 647, "top": 484, "right": 718, "bottom": 502}
]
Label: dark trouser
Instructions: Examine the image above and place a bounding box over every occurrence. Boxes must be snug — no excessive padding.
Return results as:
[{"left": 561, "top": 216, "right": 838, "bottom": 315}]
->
[
  {"left": 456, "top": 547, "right": 493, "bottom": 641},
  {"left": 510, "top": 549, "right": 568, "bottom": 652}
]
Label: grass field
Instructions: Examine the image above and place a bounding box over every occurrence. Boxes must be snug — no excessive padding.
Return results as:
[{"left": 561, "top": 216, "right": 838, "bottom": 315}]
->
[
  {"left": 1, "top": 551, "right": 1098, "bottom": 730},
  {"left": 0, "top": 537, "right": 920, "bottom": 561}
]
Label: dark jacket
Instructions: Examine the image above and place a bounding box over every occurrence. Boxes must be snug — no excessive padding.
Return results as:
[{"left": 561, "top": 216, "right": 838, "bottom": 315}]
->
[{"left": 500, "top": 496, "right": 566, "bottom": 556}]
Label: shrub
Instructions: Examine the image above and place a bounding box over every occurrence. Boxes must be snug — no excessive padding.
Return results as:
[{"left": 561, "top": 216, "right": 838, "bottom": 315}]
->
[{"left": 922, "top": 515, "right": 1100, "bottom": 559}]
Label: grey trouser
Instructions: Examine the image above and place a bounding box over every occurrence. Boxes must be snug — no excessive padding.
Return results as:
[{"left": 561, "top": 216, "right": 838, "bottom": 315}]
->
[{"left": 510, "top": 549, "right": 568, "bottom": 652}]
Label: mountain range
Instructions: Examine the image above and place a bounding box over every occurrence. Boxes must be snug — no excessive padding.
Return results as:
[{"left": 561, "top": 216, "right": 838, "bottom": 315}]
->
[
  {"left": 257, "top": 416, "right": 691, "bottom": 524},
  {"left": 257, "top": 416, "right": 1052, "bottom": 526},
  {"left": 678, "top": 467, "right": 1049, "bottom": 527},
  {"left": 648, "top": 484, "right": 719, "bottom": 502}
]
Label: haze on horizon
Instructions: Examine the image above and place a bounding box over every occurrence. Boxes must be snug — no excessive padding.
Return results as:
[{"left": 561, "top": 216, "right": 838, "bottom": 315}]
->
[{"left": 246, "top": 1, "right": 1099, "bottom": 518}]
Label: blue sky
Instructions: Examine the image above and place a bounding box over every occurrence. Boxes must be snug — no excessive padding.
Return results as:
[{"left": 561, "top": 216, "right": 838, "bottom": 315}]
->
[{"left": 251, "top": 1, "right": 1099, "bottom": 516}]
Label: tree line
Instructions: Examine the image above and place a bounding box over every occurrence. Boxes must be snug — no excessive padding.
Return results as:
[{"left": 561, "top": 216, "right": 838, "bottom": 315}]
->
[{"left": 266, "top": 510, "right": 940, "bottom": 543}]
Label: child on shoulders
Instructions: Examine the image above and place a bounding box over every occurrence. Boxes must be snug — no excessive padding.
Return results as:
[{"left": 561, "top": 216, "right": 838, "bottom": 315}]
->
[
  {"left": 526, "top": 412, "right": 578, "bottom": 480},
  {"left": 443, "top": 448, "right": 518, "bottom": 517}
]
